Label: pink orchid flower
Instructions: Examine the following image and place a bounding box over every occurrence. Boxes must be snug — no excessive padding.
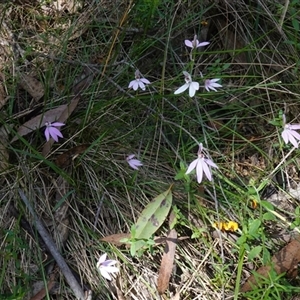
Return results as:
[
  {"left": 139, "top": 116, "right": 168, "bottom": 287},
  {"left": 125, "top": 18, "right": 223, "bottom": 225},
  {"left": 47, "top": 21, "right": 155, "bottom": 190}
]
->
[
  {"left": 186, "top": 143, "right": 218, "bottom": 183},
  {"left": 185, "top": 35, "right": 210, "bottom": 50},
  {"left": 126, "top": 154, "right": 143, "bottom": 170},
  {"left": 44, "top": 122, "right": 65, "bottom": 142},
  {"left": 174, "top": 71, "right": 199, "bottom": 97},
  {"left": 96, "top": 253, "right": 119, "bottom": 281},
  {"left": 281, "top": 114, "right": 300, "bottom": 148},
  {"left": 128, "top": 70, "right": 150, "bottom": 91},
  {"left": 205, "top": 78, "right": 222, "bottom": 92}
]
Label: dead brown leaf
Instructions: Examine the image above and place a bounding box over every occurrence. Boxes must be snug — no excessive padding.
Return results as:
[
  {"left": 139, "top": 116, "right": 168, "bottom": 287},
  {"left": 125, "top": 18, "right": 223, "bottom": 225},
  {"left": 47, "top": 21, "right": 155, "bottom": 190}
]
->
[
  {"left": 55, "top": 144, "right": 90, "bottom": 168},
  {"left": 100, "top": 233, "right": 131, "bottom": 246},
  {"left": 157, "top": 211, "right": 178, "bottom": 295},
  {"left": 241, "top": 238, "right": 300, "bottom": 292},
  {"left": 19, "top": 73, "right": 44, "bottom": 101}
]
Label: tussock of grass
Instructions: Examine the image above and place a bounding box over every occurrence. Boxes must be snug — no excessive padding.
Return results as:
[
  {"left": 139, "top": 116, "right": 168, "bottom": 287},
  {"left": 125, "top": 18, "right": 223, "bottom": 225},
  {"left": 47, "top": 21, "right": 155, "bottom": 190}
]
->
[{"left": 1, "top": 0, "right": 300, "bottom": 299}]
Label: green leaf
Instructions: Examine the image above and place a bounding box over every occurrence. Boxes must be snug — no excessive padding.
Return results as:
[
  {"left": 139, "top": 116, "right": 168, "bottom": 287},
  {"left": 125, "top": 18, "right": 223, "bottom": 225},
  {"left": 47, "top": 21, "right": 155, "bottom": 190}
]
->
[
  {"left": 263, "top": 212, "right": 275, "bottom": 221},
  {"left": 248, "top": 246, "right": 262, "bottom": 261},
  {"left": 135, "top": 186, "right": 173, "bottom": 240},
  {"left": 248, "top": 219, "right": 261, "bottom": 236},
  {"left": 260, "top": 200, "right": 274, "bottom": 211}
]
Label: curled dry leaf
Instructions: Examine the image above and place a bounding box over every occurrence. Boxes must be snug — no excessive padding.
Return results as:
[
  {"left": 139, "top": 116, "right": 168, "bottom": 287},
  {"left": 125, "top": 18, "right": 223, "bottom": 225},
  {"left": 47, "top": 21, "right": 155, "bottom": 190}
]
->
[
  {"left": 241, "top": 238, "right": 300, "bottom": 292},
  {"left": 157, "top": 210, "right": 178, "bottom": 295},
  {"left": 19, "top": 73, "right": 44, "bottom": 101},
  {"left": 157, "top": 228, "right": 177, "bottom": 294}
]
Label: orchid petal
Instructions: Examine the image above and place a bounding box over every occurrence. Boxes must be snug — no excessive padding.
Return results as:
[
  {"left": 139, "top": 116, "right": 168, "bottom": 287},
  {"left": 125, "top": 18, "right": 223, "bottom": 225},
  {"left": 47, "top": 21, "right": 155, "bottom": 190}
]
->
[
  {"left": 205, "top": 158, "right": 218, "bottom": 169},
  {"left": 202, "top": 160, "right": 212, "bottom": 181},
  {"left": 51, "top": 122, "right": 65, "bottom": 127},
  {"left": 138, "top": 81, "right": 146, "bottom": 90},
  {"left": 174, "top": 83, "right": 189, "bottom": 95},
  {"left": 189, "top": 82, "right": 199, "bottom": 97},
  {"left": 97, "top": 254, "right": 107, "bottom": 267},
  {"left": 281, "top": 130, "right": 289, "bottom": 144},
  {"left": 44, "top": 128, "right": 50, "bottom": 141},
  {"left": 128, "top": 80, "right": 135, "bottom": 89},
  {"left": 289, "top": 124, "right": 300, "bottom": 130},
  {"left": 197, "top": 41, "right": 210, "bottom": 47},
  {"left": 185, "top": 40, "right": 193, "bottom": 48},
  {"left": 288, "top": 133, "right": 299, "bottom": 148},
  {"left": 140, "top": 78, "right": 150, "bottom": 84},
  {"left": 186, "top": 158, "right": 198, "bottom": 174},
  {"left": 195, "top": 159, "right": 203, "bottom": 183},
  {"left": 100, "top": 269, "right": 113, "bottom": 281},
  {"left": 289, "top": 129, "right": 300, "bottom": 140}
]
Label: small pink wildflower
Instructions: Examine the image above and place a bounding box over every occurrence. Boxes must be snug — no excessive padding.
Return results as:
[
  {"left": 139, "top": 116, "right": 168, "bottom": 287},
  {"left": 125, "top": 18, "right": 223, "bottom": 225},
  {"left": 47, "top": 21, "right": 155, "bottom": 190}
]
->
[
  {"left": 44, "top": 122, "right": 65, "bottom": 142},
  {"left": 128, "top": 70, "right": 150, "bottom": 91},
  {"left": 185, "top": 35, "right": 210, "bottom": 50},
  {"left": 174, "top": 71, "right": 199, "bottom": 97},
  {"left": 281, "top": 115, "right": 300, "bottom": 148},
  {"left": 282, "top": 124, "right": 300, "bottom": 148},
  {"left": 126, "top": 154, "right": 143, "bottom": 170},
  {"left": 96, "top": 253, "right": 119, "bottom": 281},
  {"left": 186, "top": 143, "right": 218, "bottom": 183},
  {"left": 205, "top": 78, "right": 222, "bottom": 92}
]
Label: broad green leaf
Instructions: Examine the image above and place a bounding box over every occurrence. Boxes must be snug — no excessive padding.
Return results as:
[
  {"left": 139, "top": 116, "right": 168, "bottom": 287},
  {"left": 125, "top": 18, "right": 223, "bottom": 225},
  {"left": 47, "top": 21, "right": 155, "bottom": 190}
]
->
[
  {"left": 263, "top": 212, "right": 275, "bottom": 221},
  {"left": 248, "top": 246, "right": 262, "bottom": 261},
  {"left": 135, "top": 186, "right": 173, "bottom": 239},
  {"left": 248, "top": 219, "right": 261, "bottom": 236},
  {"left": 260, "top": 200, "right": 274, "bottom": 211}
]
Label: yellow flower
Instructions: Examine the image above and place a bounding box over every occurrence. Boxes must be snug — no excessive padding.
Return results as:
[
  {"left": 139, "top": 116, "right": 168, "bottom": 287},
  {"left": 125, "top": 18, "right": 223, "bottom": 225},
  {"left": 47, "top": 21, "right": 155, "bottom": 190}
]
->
[
  {"left": 213, "top": 221, "right": 227, "bottom": 231},
  {"left": 213, "top": 221, "right": 239, "bottom": 232},
  {"left": 224, "top": 221, "right": 239, "bottom": 232}
]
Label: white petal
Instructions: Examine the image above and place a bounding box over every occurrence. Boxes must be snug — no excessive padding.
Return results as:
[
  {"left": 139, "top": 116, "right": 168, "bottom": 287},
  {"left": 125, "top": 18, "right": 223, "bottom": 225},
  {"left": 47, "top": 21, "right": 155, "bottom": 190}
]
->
[
  {"left": 140, "top": 78, "right": 150, "bottom": 84},
  {"left": 138, "top": 81, "right": 146, "bottom": 90},
  {"left": 184, "top": 40, "right": 193, "bottom": 48},
  {"left": 195, "top": 159, "right": 203, "bottom": 183},
  {"left": 289, "top": 130, "right": 300, "bottom": 140},
  {"left": 202, "top": 161, "right": 212, "bottom": 181},
  {"left": 205, "top": 158, "right": 218, "bottom": 169},
  {"left": 100, "top": 268, "right": 112, "bottom": 281},
  {"left": 186, "top": 159, "right": 198, "bottom": 174},
  {"left": 289, "top": 124, "right": 300, "bottom": 130},
  {"left": 197, "top": 41, "right": 210, "bottom": 47},
  {"left": 289, "top": 134, "right": 299, "bottom": 148},
  {"left": 128, "top": 80, "right": 135, "bottom": 89},
  {"left": 281, "top": 130, "right": 289, "bottom": 144},
  {"left": 174, "top": 83, "right": 189, "bottom": 95},
  {"left": 189, "top": 82, "right": 199, "bottom": 97},
  {"left": 97, "top": 254, "right": 107, "bottom": 268}
]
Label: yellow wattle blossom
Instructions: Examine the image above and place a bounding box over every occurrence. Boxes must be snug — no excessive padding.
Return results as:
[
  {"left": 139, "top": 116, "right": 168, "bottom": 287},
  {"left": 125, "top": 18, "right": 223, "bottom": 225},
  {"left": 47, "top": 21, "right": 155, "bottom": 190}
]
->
[
  {"left": 213, "top": 221, "right": 239, "bottom": 232},
  {"left": 224, "top": 221, "right": 239, "bottom": 232}
]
